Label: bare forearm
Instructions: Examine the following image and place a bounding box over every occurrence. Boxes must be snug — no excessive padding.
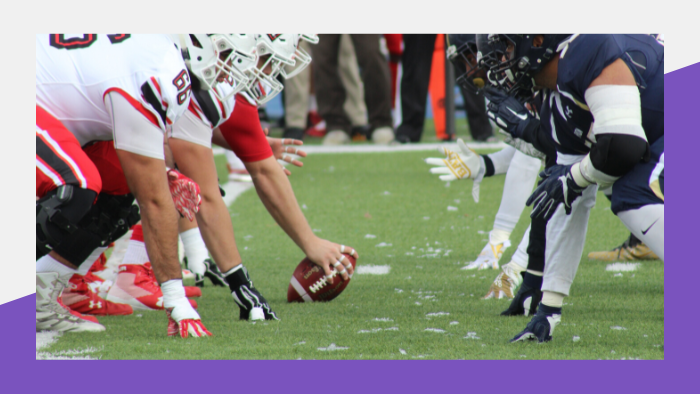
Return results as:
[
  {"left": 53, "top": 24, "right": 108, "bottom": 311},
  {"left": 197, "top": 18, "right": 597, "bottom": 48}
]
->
[
  {"left": 117, "top": 149, "right": 182, "bottom": 283},
  {"left": 247, "top": 157, "right": 317, "bottom": 253},
  {"left": 169, "top": 137, "right": 242, "bottom": 272},
  {"left": 195, "top": 192, "right": 242, "bottom": 271},
  {"left": 139, "top": 199, "right": 181, "bottom": 282}
]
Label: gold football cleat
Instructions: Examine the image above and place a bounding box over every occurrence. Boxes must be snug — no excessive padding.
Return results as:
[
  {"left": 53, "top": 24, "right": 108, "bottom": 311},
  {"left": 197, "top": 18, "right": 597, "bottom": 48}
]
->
[{"left": 588, "top": 235, "right": 659, "bottom": 261}]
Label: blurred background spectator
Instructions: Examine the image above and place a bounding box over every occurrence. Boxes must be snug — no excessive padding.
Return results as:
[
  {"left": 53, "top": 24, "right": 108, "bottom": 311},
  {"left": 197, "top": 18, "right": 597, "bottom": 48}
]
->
[
  {"left": 394, "top": 34, "right": 494, "bottom": 144},
  {"left": 283, "top": 35, "right": 369, "bottom": 141},
  {"left": 257, "top": 33, "right": 498, "bottom": 146},
  {"left": 312, "top": 34, "right": 394, "bottom": 145}
]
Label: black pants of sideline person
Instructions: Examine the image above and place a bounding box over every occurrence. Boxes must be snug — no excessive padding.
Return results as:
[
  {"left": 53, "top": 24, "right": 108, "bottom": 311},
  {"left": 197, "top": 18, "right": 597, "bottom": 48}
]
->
[
  {"left": 312, "top": 34, "right": 392, "bottom": 134},
  {"left": 394, "top": 34, "right": 437, "bottom": 143}
]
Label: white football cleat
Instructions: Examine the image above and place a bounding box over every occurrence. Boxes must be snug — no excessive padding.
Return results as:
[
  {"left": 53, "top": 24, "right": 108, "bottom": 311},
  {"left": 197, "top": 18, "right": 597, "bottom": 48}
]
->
[
  {"left": 36, "top": 272, "right": 105, "bottom": 333},
  {"left": 462, "top": 232, "right": 511, "bottom": 270}
]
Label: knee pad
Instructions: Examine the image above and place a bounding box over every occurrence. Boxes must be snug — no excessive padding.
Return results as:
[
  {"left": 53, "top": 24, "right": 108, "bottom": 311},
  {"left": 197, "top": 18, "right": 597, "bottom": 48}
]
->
[
  {"left": 38, "top": 189, "right": 141, "bottom": 266},
  {"left": 36, "top": 185, "right": 97, "bottom": 260},
  {"left": 82, "top": 193, "right": 141, "bottom": 244}
]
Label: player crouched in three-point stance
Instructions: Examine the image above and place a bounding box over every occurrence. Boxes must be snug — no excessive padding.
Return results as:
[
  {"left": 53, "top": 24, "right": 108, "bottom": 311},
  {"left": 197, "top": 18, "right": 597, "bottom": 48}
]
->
[
  {"left": 483, "top": 34, "right": 664, "bottom": 342},
  {"left": 426, "top": 34, "right": 545, "bottom": 299},
  {"left": 36, "top": 34, "right": 218, "bottom": 337},
  {"left": 166, "top": 34, "right": 358, "bottom": 320}
]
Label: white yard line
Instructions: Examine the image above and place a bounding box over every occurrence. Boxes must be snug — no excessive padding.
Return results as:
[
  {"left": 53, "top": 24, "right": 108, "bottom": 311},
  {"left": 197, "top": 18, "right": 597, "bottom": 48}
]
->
[{"left": 212, "top": 141, "right": 505, "bottom": 156}]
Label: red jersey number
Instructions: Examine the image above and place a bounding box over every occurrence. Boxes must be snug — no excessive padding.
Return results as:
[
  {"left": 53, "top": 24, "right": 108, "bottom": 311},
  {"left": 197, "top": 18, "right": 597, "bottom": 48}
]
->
[
  {"left": 49, "top": 34, "right": 131, "bottom": 50},
  {"left": 173, "top": 70, "right": 192, "bottom": 105}
]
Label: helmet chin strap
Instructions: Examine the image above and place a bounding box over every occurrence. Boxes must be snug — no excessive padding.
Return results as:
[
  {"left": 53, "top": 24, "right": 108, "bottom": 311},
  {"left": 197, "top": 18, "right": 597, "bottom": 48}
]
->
[{"left": 178, "top": 34, "right": 189, "bottom": 55}]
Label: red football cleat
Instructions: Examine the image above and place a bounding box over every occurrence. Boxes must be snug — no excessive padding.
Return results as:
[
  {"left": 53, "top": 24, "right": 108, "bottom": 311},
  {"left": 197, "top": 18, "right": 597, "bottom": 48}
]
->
[
  {"left": 56, "top": 296, "right": 100, "bottom": 323},
  {"left": 185, "top": 286, "right": 202, "bottom": 298},
  {"left": 106, "top": 263, "right": 198, "bottom": 310},
  {"left": 62, "top": 274, "right": 133, "bottom": 316}
]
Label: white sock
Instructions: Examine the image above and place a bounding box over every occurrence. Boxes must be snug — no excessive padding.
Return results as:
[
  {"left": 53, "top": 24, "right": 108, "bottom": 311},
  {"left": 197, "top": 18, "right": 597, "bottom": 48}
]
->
[
  {"left": 485, "top": 146, "right": 516, "bottom": 176},
  {"left": 489, "top": 229, "right": 511, "bottom": 245},
  {"left": 76, "top": 246, "right": 108, "bottom": 276},
  {"left": 104, "top": 229, "right": 133, "bottom": 272},
  {"left": 618, "top": 204, "right": 664, "bottom": 261},
  {"left": 36, "top": 255, "right": 77, "bottom": 277},
  {"left": 225, "top": 150, "right": 246, "bottom": 170},
  {"left": 542, "top": 291, "right": 565, "bottom": 308},
  {"left": 510, "top": 225, "right": 531, "bottom": 271},
  {"left": 493, "top": 149, "right": 542, "bottom": 232},
  {"left": 180, "top": 228, "right": 209, "bottom": 276},
  {"left": 122, "top": 238, "right": 149, "bottom": 266}
]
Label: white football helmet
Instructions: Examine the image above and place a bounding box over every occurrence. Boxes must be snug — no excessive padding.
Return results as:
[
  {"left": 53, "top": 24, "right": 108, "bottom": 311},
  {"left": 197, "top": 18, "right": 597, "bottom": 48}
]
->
[
  {"left": 177, "top": 34, "right": 257, "bottom": 101},
  {"left": 243, "top": 34, "right": 298, "bottom": 105},
  {"left": 281, "top": 34, "right": 318, "bottom": 79}
]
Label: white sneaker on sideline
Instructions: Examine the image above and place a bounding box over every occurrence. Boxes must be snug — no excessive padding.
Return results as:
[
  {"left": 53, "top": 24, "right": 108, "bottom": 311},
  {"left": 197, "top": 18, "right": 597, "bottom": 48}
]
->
[
  {"left": 371, "top": 127, "right": 395, "bottom": 145},
  {"left": 322, "top": 130, "right": 350, "bottom": 145}
]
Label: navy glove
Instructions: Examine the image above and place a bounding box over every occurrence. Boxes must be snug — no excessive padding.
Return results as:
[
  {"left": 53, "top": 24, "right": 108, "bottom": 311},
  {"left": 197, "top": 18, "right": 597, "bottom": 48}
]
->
[
  {"left": 526, "top": 165, "right": 587, "bottom": 221},
  {"left": 483, "top": 87, "right": 540, "bottom": 141}
]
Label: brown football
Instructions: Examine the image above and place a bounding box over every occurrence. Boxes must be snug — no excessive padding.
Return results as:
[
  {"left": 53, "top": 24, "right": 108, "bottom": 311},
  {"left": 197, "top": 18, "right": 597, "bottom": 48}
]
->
[{"left": 287, "top": 253, "right": 356, "bottom": 303}]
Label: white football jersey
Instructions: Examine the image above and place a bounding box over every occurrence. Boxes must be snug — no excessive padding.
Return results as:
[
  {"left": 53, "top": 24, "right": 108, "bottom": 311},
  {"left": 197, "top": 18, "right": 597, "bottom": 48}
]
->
[
  {"left": 188, "top": 82, "right": 238, "bottom": 129},
  {"left": 36, "top": 34, "right": 192, "bottom": 146}
]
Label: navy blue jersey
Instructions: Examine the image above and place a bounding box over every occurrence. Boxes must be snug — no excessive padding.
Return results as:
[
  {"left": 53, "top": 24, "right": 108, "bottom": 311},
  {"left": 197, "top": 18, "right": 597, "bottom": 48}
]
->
[{"left": 539, "top": 34, "right": 664, "bottom": 155}]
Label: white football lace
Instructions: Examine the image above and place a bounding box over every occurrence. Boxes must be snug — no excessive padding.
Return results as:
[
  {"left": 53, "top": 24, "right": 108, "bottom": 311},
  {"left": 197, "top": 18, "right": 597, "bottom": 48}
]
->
[{"left": 309, "top": 271, "right": 337, "bottom": 294}]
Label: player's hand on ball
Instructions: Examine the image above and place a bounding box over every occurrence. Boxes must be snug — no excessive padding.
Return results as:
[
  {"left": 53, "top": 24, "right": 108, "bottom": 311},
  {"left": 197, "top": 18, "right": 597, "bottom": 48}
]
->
[
  {"left": 166, "top": 169, "right": 202, "bottom": 221},
  {"left": 267, "top": 137, "right": 306, "bottom": 176},
  {"left": 425, "top": 138, "right": 485, "bottom": 202},
  {"left": 304, "top": 238, "right": 358, "bottom": 284}
]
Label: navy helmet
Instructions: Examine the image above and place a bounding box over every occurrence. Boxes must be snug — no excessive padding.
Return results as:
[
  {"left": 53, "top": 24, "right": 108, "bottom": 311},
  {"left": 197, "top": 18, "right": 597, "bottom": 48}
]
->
[
  {"left": 489, "top": 34, "right": 571, "bottom": 98},
  {"left": 446, "top": 34, "right": 484, "bottom": 93}
]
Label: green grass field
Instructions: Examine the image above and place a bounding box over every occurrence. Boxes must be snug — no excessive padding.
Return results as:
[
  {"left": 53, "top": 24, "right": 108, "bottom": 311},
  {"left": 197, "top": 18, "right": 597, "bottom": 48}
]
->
[{"left": 41, "top": 148, "right": 664, "bottom": 360}]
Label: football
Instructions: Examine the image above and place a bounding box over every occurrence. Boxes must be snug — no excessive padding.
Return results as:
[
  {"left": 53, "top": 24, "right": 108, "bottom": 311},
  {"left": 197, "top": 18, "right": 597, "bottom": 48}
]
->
[{"left": 287, "top": 254, "right": 356, "bottom": 303}]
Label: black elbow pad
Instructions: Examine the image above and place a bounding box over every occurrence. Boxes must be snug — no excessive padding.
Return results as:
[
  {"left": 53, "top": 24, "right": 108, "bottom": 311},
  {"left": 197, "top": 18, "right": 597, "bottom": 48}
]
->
[{"left": 590, "top": 134, "right": 650, "bottom": 177}]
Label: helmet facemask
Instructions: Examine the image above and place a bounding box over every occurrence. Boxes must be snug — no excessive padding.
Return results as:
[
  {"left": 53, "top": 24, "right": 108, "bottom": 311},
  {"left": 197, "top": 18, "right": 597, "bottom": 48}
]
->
[
  {"left": 281, "top": 34, "right": 318, "bottom": 79},
  {"left": 242, "top": 34, "right": 297, "bottom": 105},
  {"left": 181, "top": 34, "right": 257, "bottom": 102},
  {"left": 487, "top": 34, "right": 571, "bottom": 101},
  {"left": 447, "top": 37, "right": 484, "bottom": 94},
  {"left": 243, "top": 53, "right": 286, "bottom": 105}
]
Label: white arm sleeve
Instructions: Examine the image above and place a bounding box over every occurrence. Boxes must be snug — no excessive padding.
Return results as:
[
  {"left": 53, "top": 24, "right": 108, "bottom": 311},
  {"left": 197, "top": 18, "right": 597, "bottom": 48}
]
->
[
  {"left": 584, "top": 85, "right": 646, "bottom": 140},
  {"left": 104, "top": 91, "right": 165, "bottom": 160},
  {"left": 169, "top": 110, "right": 213, "bottom": 148}
]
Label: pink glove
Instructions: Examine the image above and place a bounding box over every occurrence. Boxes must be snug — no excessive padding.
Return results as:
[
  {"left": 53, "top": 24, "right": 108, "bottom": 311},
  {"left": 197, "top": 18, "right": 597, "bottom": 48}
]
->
[{"left": 167, "top": 169, "right": 201, "bottom": 221}]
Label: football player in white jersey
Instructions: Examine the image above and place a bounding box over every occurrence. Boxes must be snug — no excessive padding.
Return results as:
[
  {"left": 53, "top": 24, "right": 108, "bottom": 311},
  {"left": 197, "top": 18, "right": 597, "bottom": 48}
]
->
[
  {"left": 164, "top": 34, "right": 358, "bottom": 321},
  {"left": 35, "top": 34, "right": 247, "bottom": 337}
]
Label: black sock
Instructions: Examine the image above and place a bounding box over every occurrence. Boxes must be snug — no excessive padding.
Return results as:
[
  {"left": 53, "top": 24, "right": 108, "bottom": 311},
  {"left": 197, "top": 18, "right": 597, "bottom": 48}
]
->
[
  {"left": 224, "top": 265, "right": 250, "bottom": 293},
  {"left": 538, "top": 303, "right": 562, "bottom": 315}
]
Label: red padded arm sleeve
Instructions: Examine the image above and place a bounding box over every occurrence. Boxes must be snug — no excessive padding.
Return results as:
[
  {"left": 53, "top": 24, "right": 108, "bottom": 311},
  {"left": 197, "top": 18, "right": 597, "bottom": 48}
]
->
[{"left": 218, "top": 94, "right": 273, "bottom": 162}]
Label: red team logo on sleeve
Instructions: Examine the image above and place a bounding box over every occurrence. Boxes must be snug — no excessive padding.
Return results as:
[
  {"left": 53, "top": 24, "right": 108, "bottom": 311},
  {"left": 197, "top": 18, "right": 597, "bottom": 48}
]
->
[{"left": 173, "top": 70, "right": 192, "bottom": 105}]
